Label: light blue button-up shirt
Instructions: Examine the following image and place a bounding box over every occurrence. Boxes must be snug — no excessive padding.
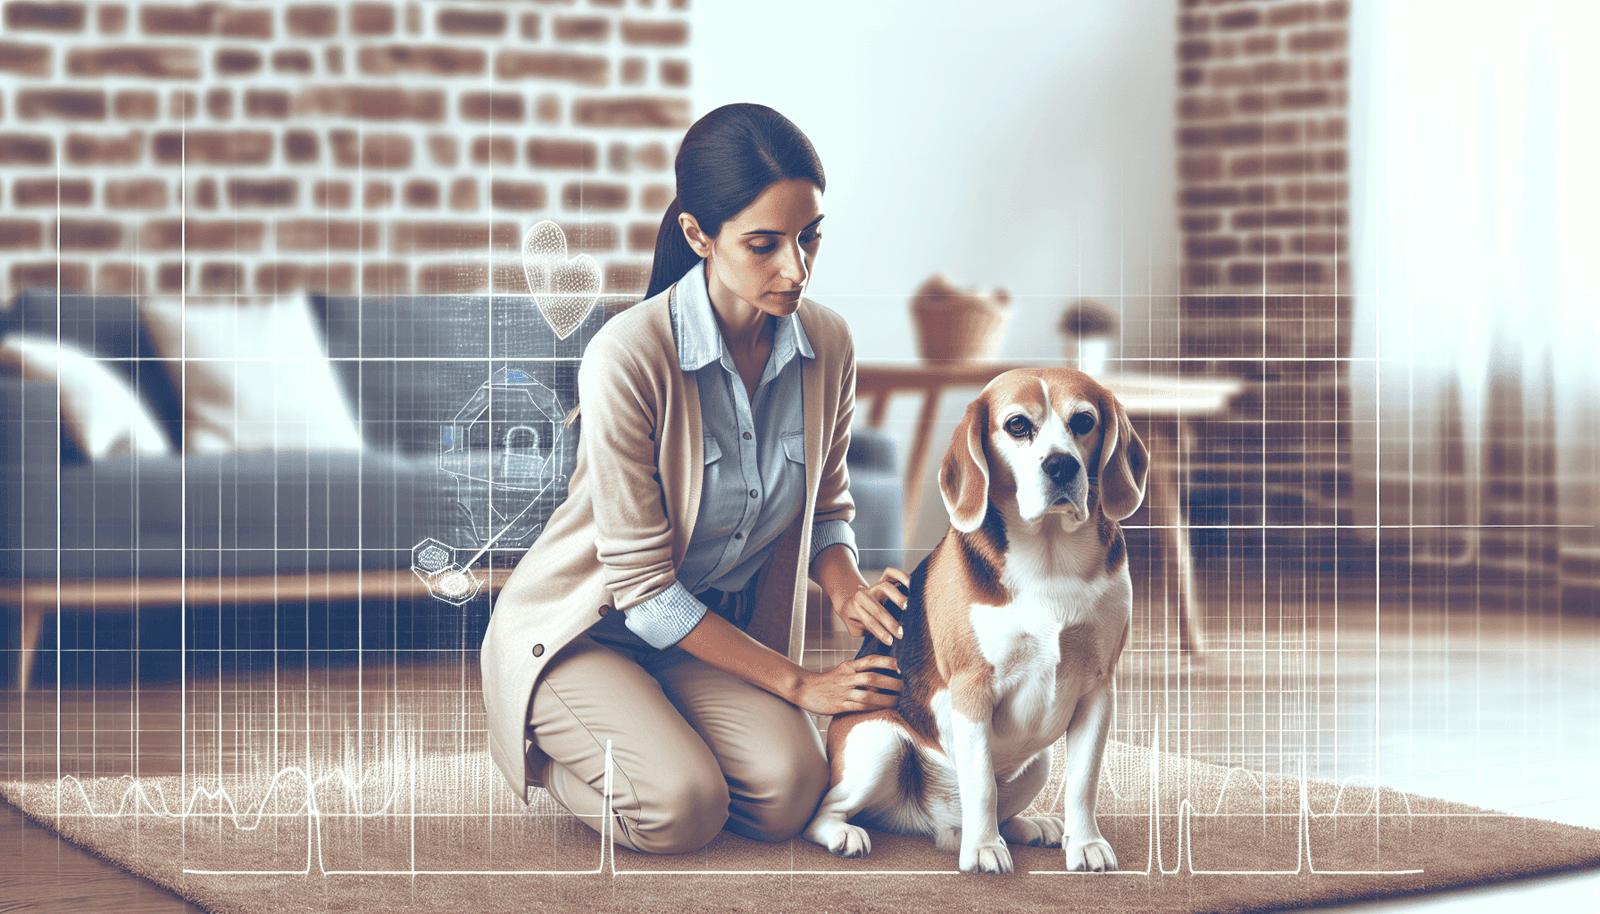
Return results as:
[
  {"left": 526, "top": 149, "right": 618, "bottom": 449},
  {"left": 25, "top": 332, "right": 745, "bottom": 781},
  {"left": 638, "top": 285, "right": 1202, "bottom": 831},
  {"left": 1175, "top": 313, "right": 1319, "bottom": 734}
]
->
[{"left": 603, "top": 259, "right": 857, "bottom": 649}]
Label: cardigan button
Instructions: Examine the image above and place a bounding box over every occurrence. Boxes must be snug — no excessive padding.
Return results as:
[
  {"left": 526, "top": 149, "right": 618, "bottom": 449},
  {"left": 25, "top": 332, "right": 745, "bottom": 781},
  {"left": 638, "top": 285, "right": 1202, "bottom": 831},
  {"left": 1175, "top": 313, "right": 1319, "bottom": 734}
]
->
[
  {"left": 531, "top": 644, "right": 544, "bottom": 657},
  {"left": 598, "top": 604, "right": 611, "bottom": 617}
]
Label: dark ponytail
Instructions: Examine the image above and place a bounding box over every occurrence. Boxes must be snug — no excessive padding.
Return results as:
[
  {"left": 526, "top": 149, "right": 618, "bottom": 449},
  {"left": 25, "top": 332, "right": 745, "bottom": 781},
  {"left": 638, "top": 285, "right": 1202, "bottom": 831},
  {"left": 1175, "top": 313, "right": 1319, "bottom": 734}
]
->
[
  {"left": 643, "top": 103, "right": 826, "bottom": 300},
  {"left": 644, "top": 195, "right": 698, "bottom": 303}
]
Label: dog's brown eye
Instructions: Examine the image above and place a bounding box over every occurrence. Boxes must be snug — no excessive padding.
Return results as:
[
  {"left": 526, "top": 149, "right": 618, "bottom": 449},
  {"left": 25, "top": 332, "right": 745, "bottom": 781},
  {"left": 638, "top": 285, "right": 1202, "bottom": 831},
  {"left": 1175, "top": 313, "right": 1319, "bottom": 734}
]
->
[
  {"left": 1005, "top": 415, "right": 1032, "bottom": 438},
  {"left": 1070, "top": 413, "right": 1096, "bottom": 435}
]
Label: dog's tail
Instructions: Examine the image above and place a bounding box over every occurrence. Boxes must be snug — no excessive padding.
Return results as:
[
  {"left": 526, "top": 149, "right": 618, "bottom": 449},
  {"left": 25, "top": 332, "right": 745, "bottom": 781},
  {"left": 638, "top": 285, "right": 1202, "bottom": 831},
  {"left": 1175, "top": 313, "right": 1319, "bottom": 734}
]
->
[
  {"left": 855, "top": 727, "right": 943, "bottom": 839},
  {"left": 893, "top": 732, "right": 926, "bottom": 809}
]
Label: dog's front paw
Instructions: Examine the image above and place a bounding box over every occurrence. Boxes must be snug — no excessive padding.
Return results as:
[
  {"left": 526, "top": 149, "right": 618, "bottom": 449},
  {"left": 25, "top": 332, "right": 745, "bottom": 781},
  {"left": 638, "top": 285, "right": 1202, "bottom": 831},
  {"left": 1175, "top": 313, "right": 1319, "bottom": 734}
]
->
[
  {"left": 806, "top": 818, "right": 873, "bottom": 859},
  {"left": 1063, "top": 835, "right": 1118, "bottom": 872},
  {"left": 959, "top": 837, "right": 1013, "bottom": 874},
  {"left": 1000, "top": 815, "right": 1064, "bottom": 848},
  {"left": 830, "top": 824, "right": 873, "bottom": 858}
]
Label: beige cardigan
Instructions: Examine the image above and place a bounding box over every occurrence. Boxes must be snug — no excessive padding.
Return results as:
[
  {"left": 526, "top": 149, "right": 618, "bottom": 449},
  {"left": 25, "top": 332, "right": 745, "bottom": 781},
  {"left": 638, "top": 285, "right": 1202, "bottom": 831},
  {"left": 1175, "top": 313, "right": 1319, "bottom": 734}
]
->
[{"left": 479, "top": 282, "right": 858, "bottom": 800}]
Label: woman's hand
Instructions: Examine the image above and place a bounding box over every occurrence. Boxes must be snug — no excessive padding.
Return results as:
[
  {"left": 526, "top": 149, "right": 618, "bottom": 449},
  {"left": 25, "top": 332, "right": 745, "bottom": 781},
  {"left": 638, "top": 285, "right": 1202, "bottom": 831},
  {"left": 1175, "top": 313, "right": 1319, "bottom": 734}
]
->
[
  {"left": 793, "top": 655, "right": 904, "bottom": 717},
  {"left": 831, "top": 567, "right": 911, "bottom": 646}
]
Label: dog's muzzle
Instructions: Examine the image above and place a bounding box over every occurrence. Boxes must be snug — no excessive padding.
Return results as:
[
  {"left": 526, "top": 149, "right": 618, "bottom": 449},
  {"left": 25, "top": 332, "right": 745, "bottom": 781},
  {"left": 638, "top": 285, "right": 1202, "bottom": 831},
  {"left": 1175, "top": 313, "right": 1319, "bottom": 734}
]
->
[{"left": 1044, "top": 452, "right": 1089, "bottom": 515}]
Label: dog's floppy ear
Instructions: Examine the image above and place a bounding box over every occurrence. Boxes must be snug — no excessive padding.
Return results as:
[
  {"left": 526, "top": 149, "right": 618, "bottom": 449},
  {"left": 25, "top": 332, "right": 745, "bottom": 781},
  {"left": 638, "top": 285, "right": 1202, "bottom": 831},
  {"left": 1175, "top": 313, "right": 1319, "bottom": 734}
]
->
[
  {"left": 1097, "top": 394, "right": 1149, "bottom": 522},
  {"left": 939, "top": 397, "right": 991, "bottom": 533}
]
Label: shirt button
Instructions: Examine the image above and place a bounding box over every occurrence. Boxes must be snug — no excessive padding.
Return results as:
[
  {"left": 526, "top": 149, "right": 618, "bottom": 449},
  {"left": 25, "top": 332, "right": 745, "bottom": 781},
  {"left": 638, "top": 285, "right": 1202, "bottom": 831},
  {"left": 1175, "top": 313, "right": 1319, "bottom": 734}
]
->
[
  {"left": 532, "top": 644, "right": 545, "bottom": 657},
  {"left": 734, "top": 532, "right": 745, "bottom": 540},
  {"left": 742, "top": 431, "right": 752, "bottom": 440},
  {"left": 749, "top": 489, "right": 759, "bottom": 498}
]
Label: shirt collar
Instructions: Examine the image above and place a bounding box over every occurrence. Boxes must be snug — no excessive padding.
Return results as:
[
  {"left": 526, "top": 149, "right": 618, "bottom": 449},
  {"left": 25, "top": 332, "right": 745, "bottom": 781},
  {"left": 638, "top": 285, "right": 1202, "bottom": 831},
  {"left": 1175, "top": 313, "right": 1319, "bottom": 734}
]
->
[{"left": 673, "top": 258, "right": 815, "bottom": 374}]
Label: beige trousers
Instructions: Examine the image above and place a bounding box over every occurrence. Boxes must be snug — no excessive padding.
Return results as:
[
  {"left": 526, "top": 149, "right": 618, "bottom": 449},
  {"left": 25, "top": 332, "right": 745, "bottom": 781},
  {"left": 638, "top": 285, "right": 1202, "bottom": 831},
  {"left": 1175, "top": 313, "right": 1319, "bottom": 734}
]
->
[{"left": 526, "top": 628, "right": 829, "bottom": 855}]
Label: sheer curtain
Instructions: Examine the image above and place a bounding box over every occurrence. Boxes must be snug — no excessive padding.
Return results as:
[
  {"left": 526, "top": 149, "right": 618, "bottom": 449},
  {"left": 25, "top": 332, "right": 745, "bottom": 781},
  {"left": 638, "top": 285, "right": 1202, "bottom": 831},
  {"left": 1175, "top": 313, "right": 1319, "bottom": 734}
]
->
[{"left": 1350, "top": 0, "right": 1600, "bottom": 601}]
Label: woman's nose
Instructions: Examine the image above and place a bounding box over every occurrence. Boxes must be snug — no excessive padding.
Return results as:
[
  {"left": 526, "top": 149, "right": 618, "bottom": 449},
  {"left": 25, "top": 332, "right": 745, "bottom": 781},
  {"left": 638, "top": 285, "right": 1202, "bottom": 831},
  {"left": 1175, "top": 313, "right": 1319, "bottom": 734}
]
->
[{"left": 778, "top": 240, "right": 807, "bottom": 283}]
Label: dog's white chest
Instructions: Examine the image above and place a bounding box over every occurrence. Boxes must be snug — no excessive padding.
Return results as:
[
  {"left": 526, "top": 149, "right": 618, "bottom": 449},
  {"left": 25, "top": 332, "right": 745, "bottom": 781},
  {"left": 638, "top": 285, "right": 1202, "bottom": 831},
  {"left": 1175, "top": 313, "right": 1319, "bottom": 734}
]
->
[{"left": 962, "top": 576, "right": 1125, "bottom": 775}]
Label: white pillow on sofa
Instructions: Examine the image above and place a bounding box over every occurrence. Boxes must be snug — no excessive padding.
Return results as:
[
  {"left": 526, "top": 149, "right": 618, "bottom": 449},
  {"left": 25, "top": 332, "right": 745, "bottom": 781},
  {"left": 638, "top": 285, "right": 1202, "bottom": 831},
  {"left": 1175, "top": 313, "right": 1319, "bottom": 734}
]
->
[
  {"left": 139, "top": 295, "right": 365, "bottom": 453},
  {"left": 0, "top": 335, "right": 174, "bottom": 459}
]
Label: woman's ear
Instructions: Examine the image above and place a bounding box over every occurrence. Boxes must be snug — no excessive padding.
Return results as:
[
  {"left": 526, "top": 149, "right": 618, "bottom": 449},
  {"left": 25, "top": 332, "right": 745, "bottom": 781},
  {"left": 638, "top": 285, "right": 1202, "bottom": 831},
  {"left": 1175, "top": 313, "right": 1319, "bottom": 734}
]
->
[
  {"left": 1096, "top": 396, "right": 1149, "bottom": 522},
  {"left": 678, "top": 212, "right": 711, "bottom": 258},
  {"left": 939, "top": 398, "right": 991, "bottom": 533}
]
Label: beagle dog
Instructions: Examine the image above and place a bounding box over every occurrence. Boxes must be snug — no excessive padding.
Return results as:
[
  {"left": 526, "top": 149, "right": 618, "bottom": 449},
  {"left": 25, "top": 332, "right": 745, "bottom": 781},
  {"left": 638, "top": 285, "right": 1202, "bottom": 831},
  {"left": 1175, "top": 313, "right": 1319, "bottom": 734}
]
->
[{"left": 803, "top": 368, "right": 1148, "bottom": 874}]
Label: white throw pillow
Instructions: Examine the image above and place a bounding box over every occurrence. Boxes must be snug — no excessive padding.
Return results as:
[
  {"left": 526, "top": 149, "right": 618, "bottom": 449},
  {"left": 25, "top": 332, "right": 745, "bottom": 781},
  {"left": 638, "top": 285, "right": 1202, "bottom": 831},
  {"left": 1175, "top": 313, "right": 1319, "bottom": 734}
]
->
[
  {"left": 139, "top": 295, "right": 365, "bottom": 453},
  {"left": 0, "top": 334, "right": 174, "bottom": 459}
]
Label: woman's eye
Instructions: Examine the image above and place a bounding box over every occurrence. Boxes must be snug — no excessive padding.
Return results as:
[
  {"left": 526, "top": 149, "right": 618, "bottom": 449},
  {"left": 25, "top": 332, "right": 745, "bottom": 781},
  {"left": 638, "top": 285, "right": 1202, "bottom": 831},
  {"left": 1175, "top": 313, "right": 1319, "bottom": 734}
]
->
[
  {"left": 801, "top": 231, "right": 821, "bottom": 245},
  {"left": 749, "top": 242, "right": 776, "bottom": 254},
  {"left": 1005, "top": 416, "right": 1032, "bottom": 438},
  {"left": 1070, "top": 413, "right": 1096, "bottom": 435}
]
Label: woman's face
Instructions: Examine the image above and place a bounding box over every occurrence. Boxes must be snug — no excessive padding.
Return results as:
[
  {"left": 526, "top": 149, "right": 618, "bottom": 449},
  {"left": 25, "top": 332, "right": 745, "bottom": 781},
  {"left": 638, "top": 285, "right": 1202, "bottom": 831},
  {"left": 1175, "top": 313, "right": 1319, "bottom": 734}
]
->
[{"left": 682, "top": 177, "right": 824, "bottom": 319}]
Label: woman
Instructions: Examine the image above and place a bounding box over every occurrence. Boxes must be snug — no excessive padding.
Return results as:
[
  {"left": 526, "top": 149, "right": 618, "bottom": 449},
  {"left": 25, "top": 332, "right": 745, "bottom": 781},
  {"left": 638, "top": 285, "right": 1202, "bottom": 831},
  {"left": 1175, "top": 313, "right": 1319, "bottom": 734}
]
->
[{"left": 480, "top": 103, "right": 909, "bottom": 855}]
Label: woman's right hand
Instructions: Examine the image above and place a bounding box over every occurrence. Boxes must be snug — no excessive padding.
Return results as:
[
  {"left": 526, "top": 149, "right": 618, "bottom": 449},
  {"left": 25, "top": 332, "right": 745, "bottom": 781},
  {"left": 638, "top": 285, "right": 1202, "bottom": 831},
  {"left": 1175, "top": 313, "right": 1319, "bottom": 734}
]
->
[{"left": 792, "top": 655, "right": 904, "bottom": 716}]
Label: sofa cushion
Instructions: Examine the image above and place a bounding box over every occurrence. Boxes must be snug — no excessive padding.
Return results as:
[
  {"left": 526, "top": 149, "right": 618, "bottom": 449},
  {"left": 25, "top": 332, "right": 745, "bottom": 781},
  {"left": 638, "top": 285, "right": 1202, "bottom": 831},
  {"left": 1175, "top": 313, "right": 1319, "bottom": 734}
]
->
[
  {"left": 4, "top": 451, "right": 451, "bottom": 580},
  {"left": 9, "top": 289, "right": 186, "bottom": 449},
  {"left": 140, "top": 295, "right": 364, "bottom": 453},
  {"left": 0, "top": 335, "right": 172, "bottom": 459}
]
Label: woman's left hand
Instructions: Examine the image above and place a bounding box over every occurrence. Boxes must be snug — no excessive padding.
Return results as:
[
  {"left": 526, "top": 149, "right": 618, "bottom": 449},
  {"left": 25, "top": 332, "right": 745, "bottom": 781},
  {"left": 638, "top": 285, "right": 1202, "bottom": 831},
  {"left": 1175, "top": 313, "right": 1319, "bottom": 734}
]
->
[{"left": 831, "top": 567, "right": 911, "bottom": 646}]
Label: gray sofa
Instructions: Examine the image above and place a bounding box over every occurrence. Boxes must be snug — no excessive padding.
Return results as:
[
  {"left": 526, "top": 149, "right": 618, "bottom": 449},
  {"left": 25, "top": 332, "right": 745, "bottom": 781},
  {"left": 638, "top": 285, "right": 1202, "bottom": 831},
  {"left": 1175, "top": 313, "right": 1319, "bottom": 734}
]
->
[{"left": 1, "top": 288, "right": 902, "bottom": 673}]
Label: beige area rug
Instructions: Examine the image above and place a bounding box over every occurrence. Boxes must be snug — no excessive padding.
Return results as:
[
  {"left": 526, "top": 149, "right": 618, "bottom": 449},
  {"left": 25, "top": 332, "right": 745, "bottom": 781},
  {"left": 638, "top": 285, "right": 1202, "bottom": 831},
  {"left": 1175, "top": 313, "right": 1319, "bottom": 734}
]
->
[{"left": 4, "top": 738, "right": 1599, "bottom": 914}]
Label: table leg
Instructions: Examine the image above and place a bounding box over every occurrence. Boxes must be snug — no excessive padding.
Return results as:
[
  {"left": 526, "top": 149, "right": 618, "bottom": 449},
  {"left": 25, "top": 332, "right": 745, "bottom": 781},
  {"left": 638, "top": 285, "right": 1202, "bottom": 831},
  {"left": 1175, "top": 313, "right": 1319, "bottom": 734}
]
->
[
  {"left": 865, "top": 391, "right": 890, "bottom": 429},
  {"left": 900, "top": 389, "right": 943, "bottom": 554},
  {"left": 17, "top": 603, "right": 43, "bottom": 693},
  {"left": 1169, "top": 421, "right": 1205, "bottom": 655},
  {"left": 1143, "top": 420, "right": 1206, "bottom": 656}
]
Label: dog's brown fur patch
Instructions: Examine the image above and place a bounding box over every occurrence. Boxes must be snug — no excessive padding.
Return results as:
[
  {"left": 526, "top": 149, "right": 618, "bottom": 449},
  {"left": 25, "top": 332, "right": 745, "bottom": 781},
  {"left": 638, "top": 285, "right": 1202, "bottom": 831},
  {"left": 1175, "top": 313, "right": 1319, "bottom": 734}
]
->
[
  {"left": 1058, "top": 617, "right": 1130, "bottom": 692},
  {"left": 955, "top": 506, "right": 1009, "bottom": 607},
  {"left": 924, "top": 528, "right": 1001, "bottom": 721},
  {"left": 1099, "top": 510, "right": 1126, "bottom": 575},
  {"left": 847, "top": 557, "right": 945, "bottom": 750}
]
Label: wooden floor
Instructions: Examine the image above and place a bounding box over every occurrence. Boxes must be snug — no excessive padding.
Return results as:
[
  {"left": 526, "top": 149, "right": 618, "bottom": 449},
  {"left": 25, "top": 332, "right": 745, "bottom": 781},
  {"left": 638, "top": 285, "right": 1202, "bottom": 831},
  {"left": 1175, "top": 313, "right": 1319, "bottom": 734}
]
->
[{"left": 3, "top": 572, "right": 1598, "bottom": 913}]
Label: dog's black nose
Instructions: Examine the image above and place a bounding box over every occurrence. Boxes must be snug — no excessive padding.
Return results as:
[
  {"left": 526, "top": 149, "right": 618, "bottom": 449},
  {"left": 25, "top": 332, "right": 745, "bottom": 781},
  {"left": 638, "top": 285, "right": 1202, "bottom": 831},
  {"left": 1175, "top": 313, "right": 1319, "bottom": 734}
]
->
[{"left": 1043, "top": 452, "right": 1081, "bottom": 484}]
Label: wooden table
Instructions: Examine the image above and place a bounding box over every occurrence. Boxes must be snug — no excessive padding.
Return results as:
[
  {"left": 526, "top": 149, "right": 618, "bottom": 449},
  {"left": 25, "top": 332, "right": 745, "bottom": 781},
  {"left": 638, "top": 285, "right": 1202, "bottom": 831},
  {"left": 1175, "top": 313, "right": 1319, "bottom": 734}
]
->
[
  {"left": 856, "top": 363, "right": 1245, "bottom": 655},
  {"left": 5, "top": 567, "right": 514, "bottom": 692}
]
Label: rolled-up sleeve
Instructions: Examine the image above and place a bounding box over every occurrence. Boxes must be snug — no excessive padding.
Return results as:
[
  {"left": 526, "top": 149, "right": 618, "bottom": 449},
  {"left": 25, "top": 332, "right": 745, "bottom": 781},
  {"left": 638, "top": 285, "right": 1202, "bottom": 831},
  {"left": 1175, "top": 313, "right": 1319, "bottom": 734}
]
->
[
  {"left": 621, "top": 580, "right": 708, "bottom": 649},
  {"left": 809, "top": 519, "right": 858, "bottom": 569}
]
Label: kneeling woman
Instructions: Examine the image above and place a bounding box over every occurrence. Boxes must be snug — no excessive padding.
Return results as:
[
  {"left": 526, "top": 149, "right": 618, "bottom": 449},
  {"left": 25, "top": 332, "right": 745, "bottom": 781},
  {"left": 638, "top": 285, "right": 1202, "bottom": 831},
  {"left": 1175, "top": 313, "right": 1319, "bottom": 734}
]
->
[{"left": 481, "top": 103, "right": 909, "bottom": 855}]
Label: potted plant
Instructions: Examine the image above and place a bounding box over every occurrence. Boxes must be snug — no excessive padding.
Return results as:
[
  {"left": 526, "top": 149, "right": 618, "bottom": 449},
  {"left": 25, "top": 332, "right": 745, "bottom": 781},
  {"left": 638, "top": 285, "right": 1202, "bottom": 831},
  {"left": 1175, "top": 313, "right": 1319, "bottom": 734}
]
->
[{"left": 1058, "top": 298, "right": 1119, "bottom": 375}]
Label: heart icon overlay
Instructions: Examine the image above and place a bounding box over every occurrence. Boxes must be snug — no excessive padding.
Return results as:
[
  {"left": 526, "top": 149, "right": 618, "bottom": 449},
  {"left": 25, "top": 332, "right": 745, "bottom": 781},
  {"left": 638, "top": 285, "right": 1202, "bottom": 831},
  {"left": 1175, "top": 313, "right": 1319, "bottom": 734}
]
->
[{"left": 522, "top": 220, "right": 602, "bottom": 340}]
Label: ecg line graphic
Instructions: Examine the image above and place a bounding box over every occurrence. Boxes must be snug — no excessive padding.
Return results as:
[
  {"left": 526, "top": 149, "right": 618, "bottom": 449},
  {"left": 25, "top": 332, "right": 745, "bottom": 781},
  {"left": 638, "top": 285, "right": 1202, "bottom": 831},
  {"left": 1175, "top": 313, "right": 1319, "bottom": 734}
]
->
[{"left": 14, "top": 722, "right": 1429, "bottom": 879}]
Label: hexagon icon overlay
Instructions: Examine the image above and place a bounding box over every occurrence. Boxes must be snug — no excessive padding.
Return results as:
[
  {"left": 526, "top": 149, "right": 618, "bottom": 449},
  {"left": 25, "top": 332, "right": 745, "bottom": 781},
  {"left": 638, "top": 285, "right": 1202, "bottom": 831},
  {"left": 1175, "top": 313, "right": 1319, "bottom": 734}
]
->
[
  {"left": 410, "top": 538, "right": 484, "bottom": 606},
  {"left": 415, "top": 366, "right": 573, "bottom": 604},
  {"left": 438, "top": 366, "right": 569, "bottom": 552}
]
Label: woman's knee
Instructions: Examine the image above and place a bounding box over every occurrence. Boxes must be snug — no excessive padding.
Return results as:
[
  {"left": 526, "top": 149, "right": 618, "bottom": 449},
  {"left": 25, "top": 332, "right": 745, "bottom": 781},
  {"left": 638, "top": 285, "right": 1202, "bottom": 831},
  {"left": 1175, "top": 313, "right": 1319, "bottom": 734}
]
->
[
  {"left": 728, "top": 742, "right": 829, "bottom": 843},
  {"left": 624, "top": 758, "right": 731, "bottom": 855}
]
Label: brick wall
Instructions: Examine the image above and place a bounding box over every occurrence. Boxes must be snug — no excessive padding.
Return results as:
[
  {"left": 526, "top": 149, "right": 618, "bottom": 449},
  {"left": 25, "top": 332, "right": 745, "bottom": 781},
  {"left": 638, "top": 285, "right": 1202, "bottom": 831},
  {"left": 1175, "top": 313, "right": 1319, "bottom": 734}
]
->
[
  {"left": 1174, "top": 0, "right": 1352, "bottom": 570},
  {"left": 0, "top": 0, "right": 690, "bottom": 301}
]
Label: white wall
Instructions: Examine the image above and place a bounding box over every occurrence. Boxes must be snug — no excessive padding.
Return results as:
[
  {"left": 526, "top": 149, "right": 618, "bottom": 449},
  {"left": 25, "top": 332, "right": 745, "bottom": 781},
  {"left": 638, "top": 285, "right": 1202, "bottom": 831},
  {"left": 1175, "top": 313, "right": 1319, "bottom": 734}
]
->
[
  {"left": 694, "top": 0, "right": 1179, "bottom": 553},
  {"left": 1348, "top": 0, "right": 1600, "bottom": 540},
  {"left": 693, "top": 0, "right": 1180, "bottom": 366}
]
